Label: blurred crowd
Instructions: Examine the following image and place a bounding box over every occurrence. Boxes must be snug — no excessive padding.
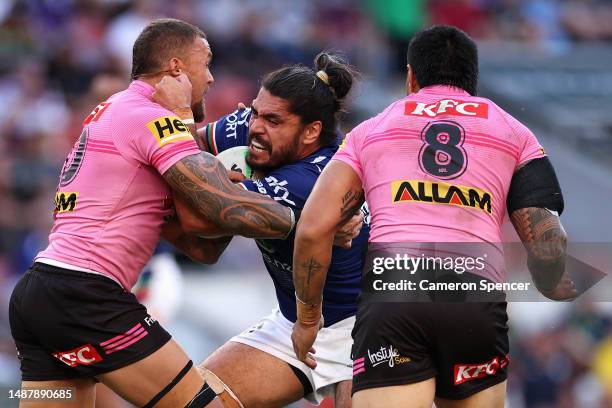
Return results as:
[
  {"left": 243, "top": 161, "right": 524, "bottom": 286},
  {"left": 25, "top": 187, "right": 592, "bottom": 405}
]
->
[{"left": 0, "top": 0, "right": 611, "bottom": 407}]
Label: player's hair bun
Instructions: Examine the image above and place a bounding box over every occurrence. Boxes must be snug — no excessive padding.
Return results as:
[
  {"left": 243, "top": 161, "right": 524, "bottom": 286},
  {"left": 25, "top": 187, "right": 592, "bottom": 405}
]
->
[{"left": 314, "top": 52, "right": 357, "bottom": 101}]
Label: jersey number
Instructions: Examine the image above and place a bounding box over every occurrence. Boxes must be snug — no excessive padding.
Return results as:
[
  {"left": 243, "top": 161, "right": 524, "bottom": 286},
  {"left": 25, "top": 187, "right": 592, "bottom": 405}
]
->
[
  {"left": 60, "top": 129, "right": 88, "bottom": 187},
  {"left": 418, "top": 120, "right": 467, "bottom": 179}
]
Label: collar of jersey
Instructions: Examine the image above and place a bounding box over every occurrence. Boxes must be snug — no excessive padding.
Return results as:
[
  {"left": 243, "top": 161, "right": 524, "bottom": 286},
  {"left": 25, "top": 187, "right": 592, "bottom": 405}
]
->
[
  {"left": 129, "top": 80, "right": 156, "bottom": 98},
  {"left": 418, "top": 85, "right": 470, "bottom": 97}
]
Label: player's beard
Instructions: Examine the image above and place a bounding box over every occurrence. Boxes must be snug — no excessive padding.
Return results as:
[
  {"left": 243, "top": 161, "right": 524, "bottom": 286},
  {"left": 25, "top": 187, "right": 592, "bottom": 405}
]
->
[
  {"left": 192, "top": 99, "right": 205, "bottom": 123},
  {"left": 247, "top": 132, "right": 300, "bottom": 173}
]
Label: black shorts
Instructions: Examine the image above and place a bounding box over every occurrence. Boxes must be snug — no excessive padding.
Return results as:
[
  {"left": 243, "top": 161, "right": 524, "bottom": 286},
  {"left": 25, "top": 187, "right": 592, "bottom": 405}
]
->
[
  {"left": 351, "top": 299, "right": 509, "bottom": 400},
  {"left": 9, "top": 263, "right": 172, "bottom": 381}
]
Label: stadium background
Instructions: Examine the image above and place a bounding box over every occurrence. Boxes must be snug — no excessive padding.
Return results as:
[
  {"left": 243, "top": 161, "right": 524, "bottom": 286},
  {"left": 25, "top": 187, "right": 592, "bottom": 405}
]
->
[{"left": 0, "top": 0, "right": 611, "bottom": 406}]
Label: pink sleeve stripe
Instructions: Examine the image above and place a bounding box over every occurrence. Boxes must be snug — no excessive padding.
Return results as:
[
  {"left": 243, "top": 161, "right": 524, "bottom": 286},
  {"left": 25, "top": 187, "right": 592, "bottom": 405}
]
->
[
  {"left": 88, "top": 147, "right": 121, "bottom": 156},
  {"left": 88, "top": 138, "right": 116, "bottom": 147},
  {"left": 89, "top": 140, "right": 119, "bottom": 151},
  {"left": 151, "top": 141, "right": 200, "bottom": 170}
]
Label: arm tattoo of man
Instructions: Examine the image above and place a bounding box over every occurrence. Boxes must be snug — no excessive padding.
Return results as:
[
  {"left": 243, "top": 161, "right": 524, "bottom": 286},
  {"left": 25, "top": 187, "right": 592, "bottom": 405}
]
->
[
  {"left": 339, "top": 189, "right": 364, "bottom": 225},
  {"left": 511, "top": 207, "right": 567, "bottom": 259},
  {"left": 164, "top": 153, "right": 291, "bottom": 238},
  {"left": 511, "top": 207, "right": 567, "bottom": 291},
  {"left": 295, "top": 257, "right": 324, "bottom": 302}
]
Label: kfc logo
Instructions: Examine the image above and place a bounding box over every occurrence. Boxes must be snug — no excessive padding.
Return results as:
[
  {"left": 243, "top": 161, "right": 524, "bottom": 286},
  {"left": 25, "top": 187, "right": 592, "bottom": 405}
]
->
[
  {"left": 53, "top": 344, "right": 103, "bottom": 368},
  {"left": 405, "top": 99, "right": 488, "bottom": 118},
  {"left": 454, "top": 355, "right": 509, "bottom": 385}
]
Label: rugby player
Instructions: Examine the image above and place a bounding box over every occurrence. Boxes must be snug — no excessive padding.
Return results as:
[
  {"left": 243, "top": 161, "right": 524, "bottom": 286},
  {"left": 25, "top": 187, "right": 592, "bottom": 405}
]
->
[
  {"left": 170, "top": 52, "right": 369, "bottom": 407},
  {"left": 9, "top": 19, "right": 299, "bottom": 408},
  {"left": 291, "top": 25, "right": 575, "bottom": 408}
]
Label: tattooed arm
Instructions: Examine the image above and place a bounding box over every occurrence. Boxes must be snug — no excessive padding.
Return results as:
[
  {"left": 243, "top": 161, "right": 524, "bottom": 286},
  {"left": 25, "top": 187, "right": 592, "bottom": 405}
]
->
[
  {"left": 161, "top": 217, "right": 231, "bottom": 264},
  {"left": 291, "top": 160, "right": 364, "bottom": 368},
  {"left": 510, "top": 207, "right": 574, "bottom": 300},
  {"left": 509, "top": 159, "right": 572, "bottom": 300},
  {"left": 163, "top": 152, "right": 293, "bottom": 239}
]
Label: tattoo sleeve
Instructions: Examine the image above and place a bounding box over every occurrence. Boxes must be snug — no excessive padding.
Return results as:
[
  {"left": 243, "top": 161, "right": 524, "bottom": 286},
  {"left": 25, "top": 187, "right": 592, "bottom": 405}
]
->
[
  {"left": 164, "top": 153, "right": 292, "bottom": 239},
  {"left": 510, "top": 207, "right": 568, "bottom": 292},
  {"left": 338, "top": 189, "right": 365, "bottom": 226},
  {"left": 293, "top": 160, "right": 363, "bottom": 310}
]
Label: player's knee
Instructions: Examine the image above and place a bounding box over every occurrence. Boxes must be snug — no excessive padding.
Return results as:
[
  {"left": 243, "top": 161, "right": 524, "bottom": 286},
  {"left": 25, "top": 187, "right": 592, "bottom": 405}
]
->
[{"left": 198, "top": 366, "right": 244, "bottom": 408}]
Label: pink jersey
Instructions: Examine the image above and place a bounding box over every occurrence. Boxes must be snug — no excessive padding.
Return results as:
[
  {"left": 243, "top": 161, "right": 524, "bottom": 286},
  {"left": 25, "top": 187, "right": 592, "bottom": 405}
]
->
[
  {"left": 37, "top": 80, "right": 200, "bottom": 290},
  {"left": 334, "top": 85, "right": 545, "bottom": 245}
]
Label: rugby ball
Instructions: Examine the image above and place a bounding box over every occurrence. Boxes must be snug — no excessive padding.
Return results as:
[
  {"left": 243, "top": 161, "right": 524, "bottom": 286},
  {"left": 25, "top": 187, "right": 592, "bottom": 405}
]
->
[{"left": 216, "top": 146, "right": 252, "bottom": 179}]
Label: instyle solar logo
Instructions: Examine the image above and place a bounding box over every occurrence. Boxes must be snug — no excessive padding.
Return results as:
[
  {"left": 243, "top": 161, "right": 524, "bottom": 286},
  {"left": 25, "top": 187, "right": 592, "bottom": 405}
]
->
[{"left": 367, "top": 345, "right": 411, "bottom": 368}]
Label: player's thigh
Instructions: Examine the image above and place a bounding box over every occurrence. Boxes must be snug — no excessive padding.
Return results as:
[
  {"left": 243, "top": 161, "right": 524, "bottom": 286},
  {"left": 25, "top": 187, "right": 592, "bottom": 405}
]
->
[
  {"left": 435, "top": 380, "right": 506, "bottom": 408},
  {"left": 335, "top": 380, "right": 352, "bottom": 408},
  {"left": 202, "top": 341, "right": 304, "bottom": 408},
  {"left": 97, "top": 339, "right": 204, "bottom": 408},
  {"left": 19, "top": 379, "right": 95, "bottom": 408},
  {"left": 94, "top": 383, "right": 132, "bottom": 408},
  {"left": 352, "top": 378, "right": 436, "bottom": 408}
]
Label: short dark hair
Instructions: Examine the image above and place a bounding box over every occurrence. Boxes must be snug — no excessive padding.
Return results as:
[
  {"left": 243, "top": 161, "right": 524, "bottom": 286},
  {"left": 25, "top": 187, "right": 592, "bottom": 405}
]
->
[
  {"left": 131, "top": 18, "right": 206, "bottom": 81},
  {"left": 407, "top": 25, "right": 478, "bottom": 95},
  {"left": 261, "top": 52, "right": 358, "bottom": 146}
]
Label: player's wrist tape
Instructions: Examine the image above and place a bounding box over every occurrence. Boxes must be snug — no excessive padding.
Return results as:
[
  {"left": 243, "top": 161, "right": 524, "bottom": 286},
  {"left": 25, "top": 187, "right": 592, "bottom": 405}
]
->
[
  {"left": 181, "top": 118, "right": 195, "bottom": 125},
  {"left": 285, "top": 208, "right": 296, "bottom": 239},
  {"left": 296, "top": 293, "right": 322, "bottom": 327},
  {"left": 284, "top": 208, "right": 302, "bottom": 239}
]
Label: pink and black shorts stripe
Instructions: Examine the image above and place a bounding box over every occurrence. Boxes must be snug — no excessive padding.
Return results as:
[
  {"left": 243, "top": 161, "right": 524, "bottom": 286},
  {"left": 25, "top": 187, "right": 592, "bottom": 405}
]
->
[{"left": 9, "top": 262, "right": 171, "bottom": 381}]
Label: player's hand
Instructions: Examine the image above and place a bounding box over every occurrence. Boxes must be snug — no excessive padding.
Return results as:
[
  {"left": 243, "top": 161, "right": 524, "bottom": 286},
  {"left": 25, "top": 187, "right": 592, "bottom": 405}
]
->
[
  {"left": 153, "top": 74, "right": 192, "bottom": 112},
  {"left": 540, "top": 272, "right": 578, "bottom": 301},
  {"left": 228, "top": 170, "right": 246, "bottom": 183},
  {"left": 333, "top": 211, "right": 363, "bottom": 248},
  {"left": 291, "top": 319, "right": 323, "bottom": 369},
  {"left": 237, "top": 102, "right": 246, "bottom": 110}
]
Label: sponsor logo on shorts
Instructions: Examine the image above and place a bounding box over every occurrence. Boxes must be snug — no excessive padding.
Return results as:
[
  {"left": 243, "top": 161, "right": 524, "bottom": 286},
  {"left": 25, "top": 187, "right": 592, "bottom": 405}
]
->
[
  {"left": 54, "top": 192, "right": 78, "bottom": 213},
  {"left": 353, "top": 357, "right": 366, "bottom": 376},
  {"left": 391, "top": 180, "right": 492, "bottom": 214},
  {"left": 454, "top": 355, "right": 509, "bottom": 385},
  {"left": 100, "top": 322, "right": 149, "bottom": 355},
  {"left": 52, "top": 344, "right": 103, "bottom": 367},
  {"left": 146, "top": 116, "right": 193, "bottom": 147},
  {"left": 405, "top": 99, "right": 488, "bottom": 118},
  {"left": 367, "top": 345, "right": 411, "bottom": 368}
]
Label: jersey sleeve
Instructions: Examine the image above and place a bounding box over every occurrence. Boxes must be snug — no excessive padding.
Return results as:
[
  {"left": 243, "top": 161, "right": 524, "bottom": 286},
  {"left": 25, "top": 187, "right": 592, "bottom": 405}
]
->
[
  {"left": 202, "top": 108, "right": 251, "bottom": 155},
  {"left": 508, "top": 115, "right": 546, "bottom": 167},
  {"left": 239, "top": 164, "right": 317, "bottom": 210},
  {"left": 332, "top": 118, "right": 375, "bottom": 181},
  {"left": 124, "top": 106, "right": 201, "bottom": 174}
]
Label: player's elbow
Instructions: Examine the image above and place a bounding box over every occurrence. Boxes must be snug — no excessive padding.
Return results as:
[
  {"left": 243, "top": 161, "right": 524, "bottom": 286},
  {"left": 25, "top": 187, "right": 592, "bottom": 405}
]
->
[
  {"left": 189, "top": 251, "right": 220, "bottom": 265},
  {"left": 296, "top": 219, "right": 330, "bottom": 244}
]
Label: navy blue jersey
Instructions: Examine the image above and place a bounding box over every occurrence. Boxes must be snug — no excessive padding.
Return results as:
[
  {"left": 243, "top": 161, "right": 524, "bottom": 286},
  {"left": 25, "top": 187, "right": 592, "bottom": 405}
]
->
[{"left": 204, "top": 109, "right": 369, "bottom": 326}]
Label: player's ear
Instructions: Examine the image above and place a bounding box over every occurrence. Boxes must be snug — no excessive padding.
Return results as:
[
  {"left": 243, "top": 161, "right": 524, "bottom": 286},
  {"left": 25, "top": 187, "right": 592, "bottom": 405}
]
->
[
  {"left": 169, "top": 57, "right": 183, "bottom": 76},
  {"left": 407, "top": 65, "right": 419, "bottom": 94},
  {"left": 303, "top": 121, "right": 322, "bottom": 145}
]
